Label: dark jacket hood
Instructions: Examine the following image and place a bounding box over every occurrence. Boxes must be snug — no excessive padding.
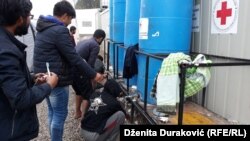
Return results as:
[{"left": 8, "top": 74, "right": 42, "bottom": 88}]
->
[
  {"left": 36, "top": 15, "right": 64, "bottom": 32},
  {"left": 103, "top": 79, "right": 122, "bottom": 98}
]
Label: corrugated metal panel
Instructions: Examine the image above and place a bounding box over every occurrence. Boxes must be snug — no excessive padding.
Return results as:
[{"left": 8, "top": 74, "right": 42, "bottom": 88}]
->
[{"left": 193, "top": 0, "right": 250, "bottom": 123}]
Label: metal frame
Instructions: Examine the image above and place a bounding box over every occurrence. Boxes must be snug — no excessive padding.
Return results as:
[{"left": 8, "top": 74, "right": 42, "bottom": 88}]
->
[
  {"left": 104, "top": 39, "right": 123, "bottom": 78},
  {"left": 104, "top": 39, "right": 250, "bottom": 125}
]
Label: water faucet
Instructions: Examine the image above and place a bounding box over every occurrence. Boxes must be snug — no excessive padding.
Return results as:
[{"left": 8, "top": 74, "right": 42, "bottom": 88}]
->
[{"left": 125, "top": 93, "right": 140, "bottom": 101}]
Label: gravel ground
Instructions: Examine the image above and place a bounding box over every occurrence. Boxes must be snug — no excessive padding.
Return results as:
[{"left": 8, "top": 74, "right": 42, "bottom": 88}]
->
[{"left": 32, "top": 86, "right": 84, "bottom": 141}]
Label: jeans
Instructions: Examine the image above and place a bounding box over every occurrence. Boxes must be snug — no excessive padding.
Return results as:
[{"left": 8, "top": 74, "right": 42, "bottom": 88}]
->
[{"left": 46, "top": 86, "right": 69, "bottom": 141}]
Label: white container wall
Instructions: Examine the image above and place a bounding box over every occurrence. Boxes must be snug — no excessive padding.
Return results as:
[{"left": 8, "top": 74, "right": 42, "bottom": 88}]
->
[
  {"left": 100, "top": 0, "right": 109, "bottom": 8},
  {"left": 100, "top": 9, "right": 110, "bottom": 38},
  {"left": 76, "top": 9, "right": 99, "bottom": 36},
  {"left": 192, "top": 0, "right": 250, "bottom": 124},
  {"left": 99, "top": 9, "right": 110, "bottom": 58}
]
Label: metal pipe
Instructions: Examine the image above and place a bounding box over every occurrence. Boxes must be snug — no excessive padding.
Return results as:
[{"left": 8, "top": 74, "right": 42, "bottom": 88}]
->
[
  {"left": 116, "top": 44, "right": 119, "bottom": 79},
  {"left": 144, "top": 56, "right": 149, "bottom": 111},
  {"left": 135, "top": 50, "right": 166, "bottom": 60},
  {"left": 118, "top": 44, "right": 125, "bottom": 49},
  {"left": 182, "top": 62, "right": 250, "bottom": 68},
  {"left": 107, "top": 41, "right": 110, "bottom": 71},
  {"left": 113, "top": 43, "right": 115, "bottom": 78},
  {"left": 191, "top": 51, "right": 250, "bottom": 62},
  {"left": 178, "top": 64, "right": 187, "bottom": 125},
  {"left": 104, "top": 39, "right": 106, "bottom": 64},
  {"left": 131, "top": 102, "right": 135, "bottom": 123}
]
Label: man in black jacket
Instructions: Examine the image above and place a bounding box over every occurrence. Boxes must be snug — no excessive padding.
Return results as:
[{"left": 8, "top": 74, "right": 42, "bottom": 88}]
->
[
  {"left": 0, "top": 0, "right": 58, "bottom": 141},
  {"left": 33, "top": 1, "right": 104, "bottom": 141}
]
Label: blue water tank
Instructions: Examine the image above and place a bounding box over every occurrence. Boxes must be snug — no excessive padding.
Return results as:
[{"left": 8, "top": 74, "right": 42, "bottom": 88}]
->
[
  {"left": 124, "top": 0, "right": 141, "bottom": 46},
  {"left": 137, "top": 0, "right": 193, "bottom": 104},
  {"left": 109, "top": 0, "right": 114, "bottom": 67},
  {"left": 113, "top": 0, "right": 126, "bottom": 74},
  {"left": 124, "top": 0, "right": 141, "bottom": 86},
  {"left": 139, "top": 0, "right": 193, "bottom": 53},
  {"left": 109, "top": 0, "right": 113, "bottom": 40}
]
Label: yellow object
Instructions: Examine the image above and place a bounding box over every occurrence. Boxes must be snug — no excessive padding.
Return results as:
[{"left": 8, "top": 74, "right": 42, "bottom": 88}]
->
[{"left": 171, "top": 111, "right": 214, "bottom": 125}]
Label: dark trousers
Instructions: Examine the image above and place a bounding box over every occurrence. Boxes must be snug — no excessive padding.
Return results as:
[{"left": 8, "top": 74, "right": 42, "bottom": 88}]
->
[{"left": 80, "top": 111, "right": 125, "bottom": 141}]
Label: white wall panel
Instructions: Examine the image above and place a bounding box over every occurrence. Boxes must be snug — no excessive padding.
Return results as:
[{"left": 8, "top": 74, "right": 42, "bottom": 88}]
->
[{"left": 193, "top": 0, "right": 250, "bottom": 124}]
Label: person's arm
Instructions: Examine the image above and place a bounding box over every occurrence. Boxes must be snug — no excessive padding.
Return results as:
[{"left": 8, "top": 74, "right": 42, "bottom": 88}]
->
[
  {"left": 0, "top": 51, "right": 52, "bottom": 110},
  {"left": 55, "top": 27, "right": 96, "bottom": 79}
]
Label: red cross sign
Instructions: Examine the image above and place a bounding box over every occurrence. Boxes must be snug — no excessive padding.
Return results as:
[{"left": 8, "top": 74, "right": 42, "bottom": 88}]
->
[
  {"left": 211, "top": 0, "right": 239, "bottom": 34},
  {"left": 216, "top": 1, "right": 232, "bottom": 25}
]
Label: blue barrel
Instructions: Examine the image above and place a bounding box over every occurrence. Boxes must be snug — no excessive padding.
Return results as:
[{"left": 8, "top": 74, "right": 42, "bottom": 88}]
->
[
  {"left": 139, "top": 0, "right": 193, "bottom": 53},
  {"left": 124, "top": 0, "right": 141, "bottom": 86},
  {"left": 113, "top": 0, "right": 126, "bottom": 74},
  {"left": 124, "top": 0, "right": 141, "bottom": 45},
  {"left": 137, "top": 0, "right": 193, "bottom": 104},
  {"left": 109, "top": 0, "right": 114, "bottom": 67},
  {"left": 109, "top": 0, "right": 114, "bottom": 40}
]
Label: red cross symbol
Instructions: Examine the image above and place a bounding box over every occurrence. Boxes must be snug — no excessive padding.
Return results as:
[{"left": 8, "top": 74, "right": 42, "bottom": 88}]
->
[{"left": 216, "top": 1, "right": 232, "bottom": 25}]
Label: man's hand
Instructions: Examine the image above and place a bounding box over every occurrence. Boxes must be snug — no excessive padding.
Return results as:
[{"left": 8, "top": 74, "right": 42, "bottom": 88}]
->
[
  {"left": 34, "top": 73, "right": 47, "bottom": 85},
  {"left": 46, "top": 72, "right": 59, "bottom": 88}
]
